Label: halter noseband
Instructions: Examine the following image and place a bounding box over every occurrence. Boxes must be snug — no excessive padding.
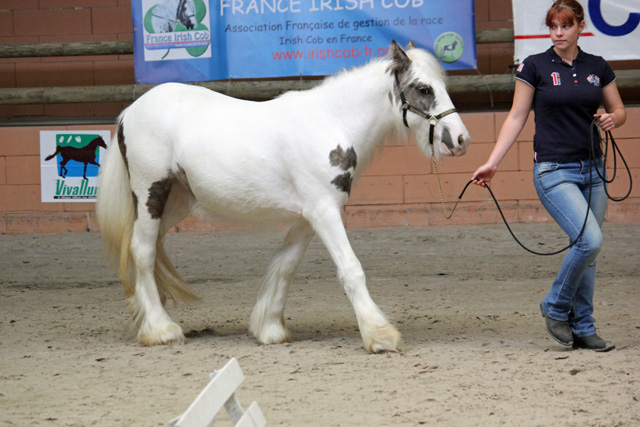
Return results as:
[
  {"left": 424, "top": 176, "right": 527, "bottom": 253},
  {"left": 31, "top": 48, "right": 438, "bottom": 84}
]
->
[{"left": 394, "top": 71, "right": 457, "bottom": 145}]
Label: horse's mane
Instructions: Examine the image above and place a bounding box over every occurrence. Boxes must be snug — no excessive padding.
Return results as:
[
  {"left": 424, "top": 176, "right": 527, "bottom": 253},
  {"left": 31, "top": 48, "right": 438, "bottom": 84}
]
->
[
  {"left": 279, "top": 46, "right": 447, "bottom": 103},
  {"left": 403, "top": 47, "right": 448, "bottom": 86}
]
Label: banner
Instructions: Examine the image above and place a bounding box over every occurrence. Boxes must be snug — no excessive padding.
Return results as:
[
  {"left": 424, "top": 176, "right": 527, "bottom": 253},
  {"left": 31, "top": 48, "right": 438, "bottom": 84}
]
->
[
  {"left": 513, "top": 0, "right": 640, "bottom": 63},
  {"left": 40, "top": 131, "right": 110, "bottom": 203},
  {"left": 132, "top": 0, "right": 476, "bottom": 84}
]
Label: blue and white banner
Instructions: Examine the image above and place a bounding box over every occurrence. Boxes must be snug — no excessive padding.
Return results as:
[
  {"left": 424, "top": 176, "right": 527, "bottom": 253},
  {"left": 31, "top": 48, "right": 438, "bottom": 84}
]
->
[
  {"left": 513, "top": 0, "right": 640, "bottom": 63},
  {"left": 132, "top": 0, "right": 476, "bottom": 84}
]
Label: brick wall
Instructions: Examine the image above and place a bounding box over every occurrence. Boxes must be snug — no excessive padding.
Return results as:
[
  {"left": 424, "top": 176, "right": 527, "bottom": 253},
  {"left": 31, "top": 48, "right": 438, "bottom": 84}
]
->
[
  {"left": 0, "top": 0, "right": 133, "bottom": 119},
  {"left": 0, "top": 0, "right": 638, "bottom": 233},
  {"left": 1, "top": 109, "right": 638, "bottom": 234}
]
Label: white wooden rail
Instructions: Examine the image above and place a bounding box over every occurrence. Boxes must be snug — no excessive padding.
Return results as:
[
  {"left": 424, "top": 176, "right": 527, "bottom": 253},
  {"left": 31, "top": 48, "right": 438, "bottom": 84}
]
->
[{"left": 170, "top": 358, "right": 266, "bottom": 427}]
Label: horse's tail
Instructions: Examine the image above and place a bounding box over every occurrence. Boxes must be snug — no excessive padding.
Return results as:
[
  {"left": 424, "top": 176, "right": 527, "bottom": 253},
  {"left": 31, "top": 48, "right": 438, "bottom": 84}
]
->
[
  {"left": 44, "top": 147, "right": 60, "bottom": 161},
  {"left": 96, "top": 115, "right": 136, "bottom": 296},
  {"left": 96, "top": 113, "right": 198, "bottom": 305}
]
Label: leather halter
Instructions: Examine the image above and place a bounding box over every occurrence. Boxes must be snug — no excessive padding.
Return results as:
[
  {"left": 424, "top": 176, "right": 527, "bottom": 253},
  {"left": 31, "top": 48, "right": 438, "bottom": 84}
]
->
[{"left": 394, "top": 71, "right": 457, "bottom": 145}]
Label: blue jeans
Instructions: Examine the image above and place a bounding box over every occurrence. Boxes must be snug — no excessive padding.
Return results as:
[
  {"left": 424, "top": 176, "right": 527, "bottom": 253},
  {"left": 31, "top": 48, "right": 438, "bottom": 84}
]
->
[{"left": 534, "top": 159, "right": 607, "bottom": 338}]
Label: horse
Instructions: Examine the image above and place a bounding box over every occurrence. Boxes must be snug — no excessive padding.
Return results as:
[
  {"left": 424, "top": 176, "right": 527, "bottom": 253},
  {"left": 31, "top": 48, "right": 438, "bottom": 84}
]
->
[
  {"left": 151, "top": 0, "right": 196, "bottom": 33},
  {"left": 441, "top": 40, "right": 458, "bottom": 59},
  {"left": 96, "top": 41, "right": 471, "bottom": 353},
  {"left": 45, "top": 136, "right": 107, "bottom": 180}
]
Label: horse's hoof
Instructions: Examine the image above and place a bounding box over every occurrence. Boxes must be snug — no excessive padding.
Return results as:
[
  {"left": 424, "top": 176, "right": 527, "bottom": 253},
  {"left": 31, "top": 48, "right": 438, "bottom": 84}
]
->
[
  {"left": 251, "top": 322, "right": 292, "bottom": 345},
  {"left": 364, "top": 324, "right": 402, "bottom": 354},
  {"left": 138, "top": 322, "right": 185, "bottom": 346}
]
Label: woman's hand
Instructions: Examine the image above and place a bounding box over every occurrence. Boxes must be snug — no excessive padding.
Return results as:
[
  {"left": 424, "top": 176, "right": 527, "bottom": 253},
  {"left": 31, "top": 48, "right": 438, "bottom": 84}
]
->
[
  {"left": 595, "top": 113, "right": 616, "bottom": 132},
  {"left": 471, "top": 162, "right": 498, "bottom": 188}
]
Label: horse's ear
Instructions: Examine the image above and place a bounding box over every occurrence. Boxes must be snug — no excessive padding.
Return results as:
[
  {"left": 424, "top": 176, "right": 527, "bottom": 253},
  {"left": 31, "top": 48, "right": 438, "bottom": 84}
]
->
[
  {"left": 389, "top": 40, "right": 411, "bottom": 74},
  {"left": 406, "top": 40, "right": 417, "bottom": 50}
]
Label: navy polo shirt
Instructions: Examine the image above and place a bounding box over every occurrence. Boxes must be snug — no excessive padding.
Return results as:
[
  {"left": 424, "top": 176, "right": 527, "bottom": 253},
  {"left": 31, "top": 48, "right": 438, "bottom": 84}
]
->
[{"left": 516, "top": 47, "right": 616, "bottom": 162}]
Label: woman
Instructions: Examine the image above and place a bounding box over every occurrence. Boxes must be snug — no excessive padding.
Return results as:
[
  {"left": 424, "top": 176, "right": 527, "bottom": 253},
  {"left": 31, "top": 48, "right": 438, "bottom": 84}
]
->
[{"left": 471, "top": 0, "right": 626, "bottom": 351}]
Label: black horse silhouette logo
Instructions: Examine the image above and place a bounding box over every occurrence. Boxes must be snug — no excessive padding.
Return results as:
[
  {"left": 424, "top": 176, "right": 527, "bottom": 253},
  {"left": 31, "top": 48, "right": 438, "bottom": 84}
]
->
[{"left": 45, "top": 136, "right": 108, "bottom": 180}]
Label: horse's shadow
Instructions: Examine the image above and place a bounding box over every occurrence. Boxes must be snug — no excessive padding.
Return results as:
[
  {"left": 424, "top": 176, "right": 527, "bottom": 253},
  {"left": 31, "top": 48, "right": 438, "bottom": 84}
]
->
[{"left": 45, "top": 136, "right": 107, "bottom": 180}]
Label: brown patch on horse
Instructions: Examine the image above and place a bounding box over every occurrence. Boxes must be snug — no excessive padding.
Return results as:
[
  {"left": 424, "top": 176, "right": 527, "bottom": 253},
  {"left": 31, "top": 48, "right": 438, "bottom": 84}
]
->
[
  {"left": 146, "top": 177, "right": 173, "bottom": 219},
  {"left": 117, "top": 120, "right": 130, "bottom": 175},
  {"left": 329, "top": 145, "right": 357, "bottom": 194},
  {"left": 329, "top": 145, "right": 357, "bottom": 171},
  {"left": 331, "top": 173, "right": 353, "bottom": 195},
  {"left": 132, "top": 191, "right": 139, "bottom": 220}
]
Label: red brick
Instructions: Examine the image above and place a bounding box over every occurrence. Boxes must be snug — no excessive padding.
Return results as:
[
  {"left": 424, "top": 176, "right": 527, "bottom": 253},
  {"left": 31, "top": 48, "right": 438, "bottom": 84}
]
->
[
  {"left": 0, "top": 156, "right": 6, "bottom": 185},
  {"left": 489, "top": 170, "right": 537, "bottom": 201},
  {"left": 349, "top": 176, "right": 404, "bottom": 205},
  {"left": 460, "top": 112, "right": 496, "bottom": 143},
  {"left": 5, "top": 212, "right": 89, "bottom": 234},
  {"left": 0, "top": 127, "right": 44, "bottom": 156},
  {"left": 14, "top": 9, "right": 92, "bottom": 37},
  {"left": 0, "top": 36, "right": 40, "bottom": 45},
  {"left": 94, "top": 59, "right": 135, "bottom": 85},
  {"left": 361, "top": 145, "right": 430, "bottom": 177},
  {"left": 344, "top": 204, "right": 430, "bottom": 228},
  {"left": 475, "top": 0, "right": 490, "bottom": 22},
  {"left": 0, "top": 63, "right": 16, "bottom": 88},
  {"left": 63, "top": 202, "right": 96, "bottom": 212},
  {"left": 615, "top": 108, "right": 640, "bottom": 138},
  {"left": 429, "top": 200, "right": 518, "bottom": 226},
  {"left": 44, "top": 102, "right": 127, "bottom": 118},
  {"left": 39, "top": 33, "right": 118, "bottom": 44},
  {"left": 16, "top": 61, "right": 94, "bottom": 87},
  {"left": 6, "top": 155, "right": 40, "bottom": 185},
  {"left": 517, "top": 200, "right": 554, "bottom": 223},
  {"left": 606, "top": 198, "right": 640, "bottom": 223},
  {"left": 2, "top": 1, "right": 38, "bottom": 10},
  {"left": 0, "top": 104, "right": 45, "bottom": 118},
  {"left": 495, "top": 111, "right": 535, "bottom": 142},
  {"left": 488, "top": 0, "right": 513, "bottom": 21},
  {"left": 0, "top": 10, "right": 14, "bottom": 38},
  {"left": 92, "top": 7, "right": 133, "bottom": 35},
  {"left": 39, "top": 1, "right": 118, "bottom": 8},
  {"left": 518, "top": 141, "right": 535, "bottom": 171},
  {"left": 610, "top": 139, "right": 640, "bottom": 168},
  {"left": 404, "top": 173, "right": 487, "bottom": 204},
  {"left": 606, "top": 168, "right": 638, "bottom": 200},
  {"left": 0, "top": 184, "right": 62, "bottom": 211}
]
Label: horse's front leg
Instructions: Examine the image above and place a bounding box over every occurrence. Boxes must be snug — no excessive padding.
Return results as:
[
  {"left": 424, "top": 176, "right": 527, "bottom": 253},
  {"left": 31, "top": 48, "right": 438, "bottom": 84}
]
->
[
  {"left": 308, "top": 206, "right": 401, "bottom": 353},
  {"left": 250, "top": 220, "right": 315, "bottom": 345}
]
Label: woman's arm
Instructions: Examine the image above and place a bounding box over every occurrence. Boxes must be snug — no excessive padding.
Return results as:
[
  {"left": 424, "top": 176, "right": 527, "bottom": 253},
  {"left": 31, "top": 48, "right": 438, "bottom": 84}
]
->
[
  {"left": 471, "top": 79, "right": 535, "bottom": 187},
  {"left": 597, "top": 81, "right": 626, "bottom": 132}
]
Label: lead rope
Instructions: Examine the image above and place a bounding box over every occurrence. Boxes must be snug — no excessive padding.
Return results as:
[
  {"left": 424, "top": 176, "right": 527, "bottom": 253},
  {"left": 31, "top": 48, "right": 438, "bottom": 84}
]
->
[
  {"left": 430, "top": 118, "right": 631, "bottom": 255},
  {"left": 430, "top": 146, "right": 460, "bottom": 219}
]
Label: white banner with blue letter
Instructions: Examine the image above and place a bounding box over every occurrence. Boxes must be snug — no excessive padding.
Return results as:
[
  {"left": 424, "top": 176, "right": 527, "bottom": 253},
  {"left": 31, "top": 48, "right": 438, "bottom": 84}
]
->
[
  {"left": 132, "top": 0, "right": 476, "bottom": 84},
  {"left": 513, "top": 0, "right": 640, "bottom": 63}
]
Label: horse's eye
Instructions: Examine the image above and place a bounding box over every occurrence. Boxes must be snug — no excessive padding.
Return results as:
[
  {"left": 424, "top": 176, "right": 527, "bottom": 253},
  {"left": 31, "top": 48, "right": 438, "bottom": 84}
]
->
[{"left": 419, "top": 86, "right": 432, "bottom": 95}]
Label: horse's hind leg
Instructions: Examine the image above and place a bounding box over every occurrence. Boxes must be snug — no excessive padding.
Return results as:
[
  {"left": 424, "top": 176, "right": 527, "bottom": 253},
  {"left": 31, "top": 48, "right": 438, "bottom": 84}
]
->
[
  {"left": 250, "top": 220, "right": 315, "bottom": 344},
  {"left": 130, "top": 178, "right": 185, "bottom": 345},
  {"left": 308, "top": 207, "right": 401, "bottom": 353}
]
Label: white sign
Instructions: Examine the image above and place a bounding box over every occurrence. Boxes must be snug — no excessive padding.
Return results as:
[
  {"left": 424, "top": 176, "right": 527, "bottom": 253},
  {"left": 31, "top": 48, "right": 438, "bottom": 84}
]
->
[
  {"left": 40, "top": 130, "right": 110, "bottom": 203},
  {"left": 513, "top": 0, "right": 640, "bottom": 63}
]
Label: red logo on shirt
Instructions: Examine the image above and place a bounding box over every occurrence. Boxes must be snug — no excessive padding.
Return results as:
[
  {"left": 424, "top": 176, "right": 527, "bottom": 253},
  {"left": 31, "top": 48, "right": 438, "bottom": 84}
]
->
[{"left": 551, "top": 72, "right": 561, "bottom": 86}]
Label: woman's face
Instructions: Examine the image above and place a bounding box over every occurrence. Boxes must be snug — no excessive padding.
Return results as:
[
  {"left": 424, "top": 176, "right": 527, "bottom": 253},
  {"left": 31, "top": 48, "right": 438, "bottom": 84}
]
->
[{"left": 549, "top": 17, "right": 585, "bottom": 52}]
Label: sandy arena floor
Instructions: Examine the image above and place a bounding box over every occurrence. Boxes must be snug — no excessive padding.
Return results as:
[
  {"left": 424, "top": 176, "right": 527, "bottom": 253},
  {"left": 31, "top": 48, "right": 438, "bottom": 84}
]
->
[{"left": 1, "top": 223, "right": 639, "bottom": 426}]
